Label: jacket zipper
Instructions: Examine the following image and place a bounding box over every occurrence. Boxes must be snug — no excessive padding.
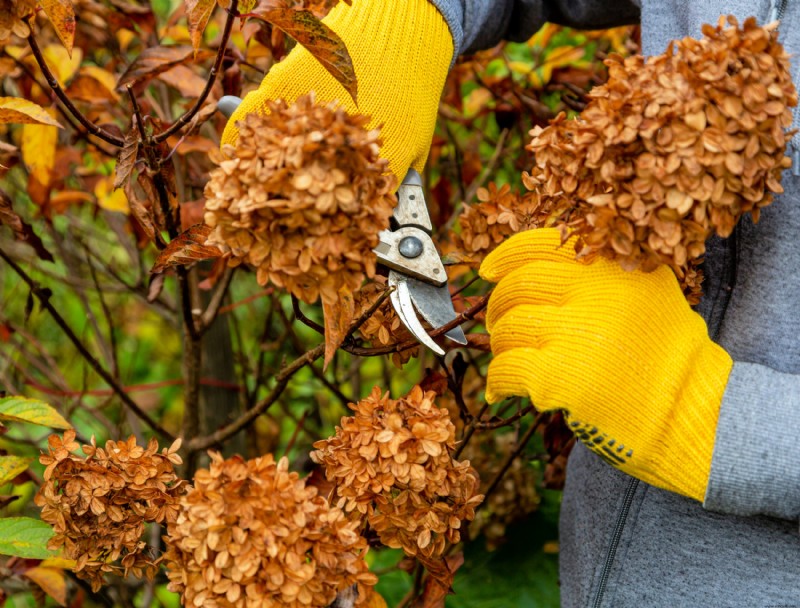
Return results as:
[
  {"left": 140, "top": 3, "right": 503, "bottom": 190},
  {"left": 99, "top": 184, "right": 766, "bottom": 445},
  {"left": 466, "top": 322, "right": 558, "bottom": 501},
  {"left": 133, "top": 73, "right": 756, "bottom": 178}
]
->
[
  {"left": 590, "top": 5, "right": 788, "bottom": 606},
  {"left": 590, "top": 478, "right": 639, "bottom": 608}
]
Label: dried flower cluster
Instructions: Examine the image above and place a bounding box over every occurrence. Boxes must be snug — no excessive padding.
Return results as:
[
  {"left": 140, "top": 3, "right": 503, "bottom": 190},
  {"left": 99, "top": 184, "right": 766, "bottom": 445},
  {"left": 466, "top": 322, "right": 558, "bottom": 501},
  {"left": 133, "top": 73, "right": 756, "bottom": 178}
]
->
[
  {"left": 452, "top": 183, "right": 559, "bottom": 264},
  {"left": 204, "top": 94, "right": 397, "bottom": 305},
  {"left": 34, "top": 432, "right": 185, "bottom": 591},
  {"left": 463, "top": 434, "right": 540, "bottom": 549},
  {"left": 353, "top": 279, "right": 419, "bottom": 367},
  {"left": 312, "top": 386, "right": 483, "bottom": 579},
  {"left": 0, "top": 0, "right": 36, "bottom": 40},
  {"left": 524, "top": 16, "right": 796, "bottom": 302},
  {"left": 164, "top": 452, "right": 376, "bottom": 608}
]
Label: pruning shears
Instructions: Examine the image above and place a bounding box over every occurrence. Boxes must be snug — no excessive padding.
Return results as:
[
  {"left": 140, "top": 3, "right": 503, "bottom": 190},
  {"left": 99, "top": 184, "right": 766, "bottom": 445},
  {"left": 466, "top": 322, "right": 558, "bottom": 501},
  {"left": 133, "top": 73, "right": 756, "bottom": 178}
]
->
[
  {"left": 218, "top": 96, "right": 466, "bottom": 355},
  {"left": 373, "top": 169, "right": 467, "bottom": 355}
]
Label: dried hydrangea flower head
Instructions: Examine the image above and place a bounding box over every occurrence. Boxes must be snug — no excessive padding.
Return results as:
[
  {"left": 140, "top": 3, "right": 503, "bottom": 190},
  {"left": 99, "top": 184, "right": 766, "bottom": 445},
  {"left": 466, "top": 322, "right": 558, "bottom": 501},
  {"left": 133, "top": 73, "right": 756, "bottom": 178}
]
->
[
  {"left": 312, "top": 386, "right": 483, "bottom": 581},
  {"left": 164, "top": 452, "right": 376, "bottom": 608},
  {"left": 0, "top": 0, "right": 37, "bottom": 40},
  {"left": 453, "top": 183, "right": 559, "bottom": 264},
  {"left": 525, "top": 16, "right": 796, "bottom": 303},
  {"left": 204, "top": 94, "right": 397, "bottom": 306},
  {"left": 34, "top": 432, "right": 185, "bottom": 591}
]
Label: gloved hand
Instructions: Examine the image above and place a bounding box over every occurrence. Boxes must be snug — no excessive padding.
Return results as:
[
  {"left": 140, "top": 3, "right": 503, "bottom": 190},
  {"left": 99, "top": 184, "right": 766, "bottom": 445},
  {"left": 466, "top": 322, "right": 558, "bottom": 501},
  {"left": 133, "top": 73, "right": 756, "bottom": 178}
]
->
[
  {"left": 221, "top": 0, "right": 454, "bottom": 182},
  {"left": 479, "top": 228, "right": 734, "bottom": 501}
]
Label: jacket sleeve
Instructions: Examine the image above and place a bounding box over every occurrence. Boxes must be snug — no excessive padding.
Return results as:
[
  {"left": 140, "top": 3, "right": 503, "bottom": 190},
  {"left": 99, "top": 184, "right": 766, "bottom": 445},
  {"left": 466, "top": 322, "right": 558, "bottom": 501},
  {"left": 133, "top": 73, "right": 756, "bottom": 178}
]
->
[
  {"left": 429, "top": 0, "right": 641, "bottom": 55},
  {"left": 703, "top": 362, "right": 800, "bottom": 521}
]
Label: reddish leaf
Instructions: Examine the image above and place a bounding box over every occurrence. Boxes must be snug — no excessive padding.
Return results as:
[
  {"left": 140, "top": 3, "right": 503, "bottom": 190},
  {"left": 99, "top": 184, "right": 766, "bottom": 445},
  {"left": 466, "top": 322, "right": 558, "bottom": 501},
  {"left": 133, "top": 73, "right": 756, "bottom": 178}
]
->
[
  {"left": 249, "top": 8, "right": 357, "bottom": 104},
  {"left": 414, "top": 553, "right": 464, "bottom": 608},
  {"left": 39, "top": 0, "right": 77, "bottom": 58},
  {"left": 113, "top": 129, "right": 139, "bottom": 190},
  {"left": 0, "top": 189, "right": 54, "bottom": 262},
  {"left": 321, "top": 287, "right": 355, "bottom": 370},
  {"left": 158, "top": 64, "right": 208, "bottom": 98},
  {"left": 185, "top": 0, "right": 217, "bottom": 54},
  {"left": 151, "top": 224, "right": 222, "bottom": 273},
  {"left": 116, "top": 46, "right": 213, "bottom": 90}
]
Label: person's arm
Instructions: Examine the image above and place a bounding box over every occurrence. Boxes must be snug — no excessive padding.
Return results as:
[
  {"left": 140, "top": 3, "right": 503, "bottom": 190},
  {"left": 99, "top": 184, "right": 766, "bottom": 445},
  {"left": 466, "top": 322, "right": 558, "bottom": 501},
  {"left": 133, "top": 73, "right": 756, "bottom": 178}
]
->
[
  {"left": 431, "top": 0, "right": 641, "bottom": 55},
  {"left": 704, "top": 363, "right": 800, "bottom": 520}
]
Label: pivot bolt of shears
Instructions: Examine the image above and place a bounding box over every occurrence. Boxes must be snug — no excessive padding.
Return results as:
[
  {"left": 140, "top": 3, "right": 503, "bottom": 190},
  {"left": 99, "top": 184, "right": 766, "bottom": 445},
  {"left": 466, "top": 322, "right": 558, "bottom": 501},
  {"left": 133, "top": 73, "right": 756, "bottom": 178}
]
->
[{"left": 398, "top": 236, "right": 424, "bottom": 259}]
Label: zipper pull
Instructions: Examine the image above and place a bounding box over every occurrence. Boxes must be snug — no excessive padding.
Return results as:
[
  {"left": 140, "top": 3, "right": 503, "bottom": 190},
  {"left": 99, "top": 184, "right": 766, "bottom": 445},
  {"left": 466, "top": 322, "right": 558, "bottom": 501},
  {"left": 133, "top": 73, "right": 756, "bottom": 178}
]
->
[{"left": 792, "top": 145, "right": 800, "bottom": 177}]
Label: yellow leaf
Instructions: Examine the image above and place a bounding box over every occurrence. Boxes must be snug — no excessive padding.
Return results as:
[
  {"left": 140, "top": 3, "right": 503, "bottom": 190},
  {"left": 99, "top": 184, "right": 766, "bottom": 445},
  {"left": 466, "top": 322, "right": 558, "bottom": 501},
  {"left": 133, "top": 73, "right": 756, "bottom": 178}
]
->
[
  {"left": 22, "top": 113, "right": 58, "bottom": 188},
  {"left": 0, "top": 98, "right": 63, "bottom": 127},
  {"left": 0, "top": 396, "right": 71, "bottom": 429},
  {"left": 40, "top": 557, "right": 77, "bottom": 570},
  {"left": 508, "top": 60, "right": 533, "bottom": 75},
  {"left": 117, "top": 29, "right": 136, "bottom": 52},
  {"left": 528, "top": 22, "right": 559, "bottom": 50},
  {"left": 79, "top": 65, "right": 120, "bottom": 100},
  {"left": 24, "top": 567, "right": 67, "bottom": 606},
  {"left": 463, "top": 87, "right": 492, "bottom": 117},
  {"left": 0, "top": 455, "right": 31, "bottom": 486},
  {"left": 41, "top": 44, "right": 82, "bottom": 85},
  {"left": 528, "top": 64, "right": 554, "bottom": 89},
  {"left": 541, "top": 45, "right": 587, "bottom": 69},
  {"left": 39, "top": 0, "right": 76, "bottom": 57},
  {"left": 94, "top": 176, "right": 130, "bottom": 213}
]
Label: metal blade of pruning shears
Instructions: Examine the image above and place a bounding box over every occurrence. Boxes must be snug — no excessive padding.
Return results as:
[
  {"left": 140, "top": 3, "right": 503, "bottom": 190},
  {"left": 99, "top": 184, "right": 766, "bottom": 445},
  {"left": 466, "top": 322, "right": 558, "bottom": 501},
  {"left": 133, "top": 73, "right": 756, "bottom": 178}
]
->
[{"left": 374, "top": 169, "right": 467, "bottom": 355}]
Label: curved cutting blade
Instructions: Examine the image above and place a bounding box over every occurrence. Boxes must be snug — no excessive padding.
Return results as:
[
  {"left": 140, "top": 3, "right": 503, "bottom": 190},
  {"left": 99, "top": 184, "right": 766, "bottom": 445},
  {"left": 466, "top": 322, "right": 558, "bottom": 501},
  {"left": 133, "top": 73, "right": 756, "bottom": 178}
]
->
[{"left": 389, "top": 271, "right": 445, "bottom": 356}]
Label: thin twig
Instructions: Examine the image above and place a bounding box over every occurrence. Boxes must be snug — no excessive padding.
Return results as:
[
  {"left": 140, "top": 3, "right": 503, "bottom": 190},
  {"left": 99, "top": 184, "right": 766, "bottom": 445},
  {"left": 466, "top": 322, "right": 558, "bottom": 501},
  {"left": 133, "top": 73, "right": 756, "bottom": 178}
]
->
[
  {"left": 0, "top": 247, "right": 174, "bottom": 440},
  {"left": 25, "top": 22, "right": 124, "bottom": 147},
  {"left": 154, "top": 1, "right": 240, "bottom": 143},
  {"left": 453, "top": 401, "right": 490, "bottom": 460},
  {"left": 186, "top": 343, "right": 326, "bottom": 452},
  {"left": 291, "top": 295, "right": 325, "bottom": 335},
  {"left": 344, "top": 290, "right": 490, "bottom": 356},
  {"left": 475, "top": 405, "right": 535, "bottom": 430},
  {"left": 478, "top": 411, "right": 547, "bottom": 509},
  {"left": 199, "top": 266, "right": 235, "bottom": 332}
]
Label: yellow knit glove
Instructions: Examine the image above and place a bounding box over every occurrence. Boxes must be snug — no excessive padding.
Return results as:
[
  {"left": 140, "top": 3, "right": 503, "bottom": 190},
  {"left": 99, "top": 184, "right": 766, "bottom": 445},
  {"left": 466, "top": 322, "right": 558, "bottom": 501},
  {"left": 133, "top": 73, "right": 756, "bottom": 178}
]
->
[
  {"left": 221, "top": 0, "right": 454, "bottom": 182},
  {"left": 479, "top": 228, "right": 734, "bottom": 501}
]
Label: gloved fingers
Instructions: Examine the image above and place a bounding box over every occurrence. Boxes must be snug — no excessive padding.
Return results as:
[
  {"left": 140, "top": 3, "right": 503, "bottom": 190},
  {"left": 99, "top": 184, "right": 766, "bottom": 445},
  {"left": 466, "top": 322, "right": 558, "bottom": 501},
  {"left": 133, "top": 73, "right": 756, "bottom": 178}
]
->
[
  {"left": 485, "top": 261, "right": 605, "bottom": 330},
  {"left": 479, "top": 228, "right": 577, "bottom": 283},
  {"left": 488, "top": 304, "right": 597, "bottom": 355},
  {"left": 485, "top": 348, "right": 565, "bottom": 408}
]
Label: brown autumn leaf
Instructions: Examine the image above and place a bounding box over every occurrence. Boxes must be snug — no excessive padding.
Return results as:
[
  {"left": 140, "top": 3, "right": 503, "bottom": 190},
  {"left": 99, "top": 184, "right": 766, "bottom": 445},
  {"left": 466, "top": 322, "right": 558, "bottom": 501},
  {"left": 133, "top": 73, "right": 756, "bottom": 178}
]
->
[
  {"left": 0, "top": 98, "right": 63, "bottom": 128},
  {"left": 185, "top": 0, "right": 216, "bottom": 54},
  {"left": 39, "top": 0, "right": 77, "bottom": 58},
  {"left": 158, "top": 64, "right": 208, "bottom": 98},
  {"left": 249, "top": 8, "right": 357, "bottom": 104},
  {"left": 0, "top": 189, "right": 54, "bottom": 263},
  {"left": 321, "top": 287, "right": 355, "bottom": 370},
  {"left": 24, "top": 566, "right": 67, "bottom": 607},
  {"left": 151, "top": 223, "right": 222, "bottom": 273},
  {"left": 114, "top": 129, "right": 139, "bottom": 190},
  {"left": 116, "top": 46, "right": 213, "bottom": 90},
  {"left": 414, "top": 553, "right": 464, "bottom": 608}
]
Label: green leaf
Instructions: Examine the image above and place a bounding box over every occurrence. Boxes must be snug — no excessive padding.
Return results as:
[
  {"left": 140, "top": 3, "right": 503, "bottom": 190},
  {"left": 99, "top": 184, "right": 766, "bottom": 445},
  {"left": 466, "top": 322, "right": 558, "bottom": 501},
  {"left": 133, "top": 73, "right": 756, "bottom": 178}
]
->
[
  {"left": 0, "top": 518, "right": 55, "bottom": 559},
  {"left": 0, "top": 396, "right": 71, "bottom": 429},
  {"left": 0, "top": 455, "right": 32, "bottom": 485}
]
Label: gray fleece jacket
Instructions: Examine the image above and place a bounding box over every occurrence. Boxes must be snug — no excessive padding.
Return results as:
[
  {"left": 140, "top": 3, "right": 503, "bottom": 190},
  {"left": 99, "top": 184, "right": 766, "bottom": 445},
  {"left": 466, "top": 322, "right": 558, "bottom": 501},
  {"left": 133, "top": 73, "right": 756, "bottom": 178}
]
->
[{"left": 429, "top": 0, "right": 800, "bottom": 606}]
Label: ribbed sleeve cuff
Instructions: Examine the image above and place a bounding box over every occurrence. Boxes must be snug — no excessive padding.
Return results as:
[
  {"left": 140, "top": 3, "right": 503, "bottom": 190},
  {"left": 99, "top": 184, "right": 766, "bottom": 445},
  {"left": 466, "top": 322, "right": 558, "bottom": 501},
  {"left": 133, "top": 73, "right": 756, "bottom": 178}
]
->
[
  {"left": 428, "top": 0, "right": 464, "bottom": 58},
  {"left": 704, "top": 361, "right": 800, "bottom": 521}
]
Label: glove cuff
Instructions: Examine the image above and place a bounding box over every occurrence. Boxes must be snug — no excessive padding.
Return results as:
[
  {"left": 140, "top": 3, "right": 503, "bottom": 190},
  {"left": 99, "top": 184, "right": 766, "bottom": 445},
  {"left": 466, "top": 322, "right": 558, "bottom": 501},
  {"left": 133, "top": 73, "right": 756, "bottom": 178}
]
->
[{"left": 655, "top": 341, "right": 733, "bottom": 501}]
